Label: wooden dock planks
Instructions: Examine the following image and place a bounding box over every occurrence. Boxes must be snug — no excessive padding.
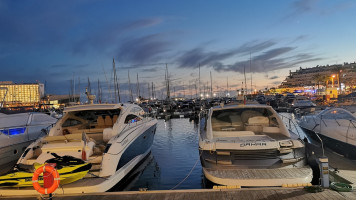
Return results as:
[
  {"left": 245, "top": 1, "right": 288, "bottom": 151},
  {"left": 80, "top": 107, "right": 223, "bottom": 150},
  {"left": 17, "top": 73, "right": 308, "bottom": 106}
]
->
[{"left": 1, "top": 188, "right": 354, "bottom": 200}]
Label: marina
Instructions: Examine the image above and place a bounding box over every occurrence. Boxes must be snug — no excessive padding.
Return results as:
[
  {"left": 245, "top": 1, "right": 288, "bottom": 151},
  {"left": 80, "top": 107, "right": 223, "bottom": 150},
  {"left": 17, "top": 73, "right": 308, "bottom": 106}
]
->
[
  {"left": 2, "top": 1, "right": 356, "bottom": 199},
  {"left": 1, "top": 111, "right": 356, "bottom": 198}
]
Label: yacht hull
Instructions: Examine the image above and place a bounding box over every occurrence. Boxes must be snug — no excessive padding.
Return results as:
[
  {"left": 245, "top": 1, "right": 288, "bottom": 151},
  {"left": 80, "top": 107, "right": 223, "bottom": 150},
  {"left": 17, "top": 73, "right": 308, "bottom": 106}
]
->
[
  {"left": 0, "top": 141, "right": 33, "bottom": 166},
  {"left": 301, "top": 127, "right": 356, "bottom": 159}
]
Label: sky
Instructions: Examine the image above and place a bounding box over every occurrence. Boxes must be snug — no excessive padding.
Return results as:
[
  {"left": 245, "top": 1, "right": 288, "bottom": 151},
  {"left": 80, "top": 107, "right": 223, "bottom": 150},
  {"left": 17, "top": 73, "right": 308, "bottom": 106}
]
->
[{"left": 1, "top": 0, "right": 356, "bottom": 102}]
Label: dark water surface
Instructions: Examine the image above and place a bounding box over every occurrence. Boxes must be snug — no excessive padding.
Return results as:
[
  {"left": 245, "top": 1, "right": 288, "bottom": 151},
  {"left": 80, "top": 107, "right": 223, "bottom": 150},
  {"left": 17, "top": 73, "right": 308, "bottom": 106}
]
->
[{"left": 120, "top": 118, "right": 203, "bottom": 191}]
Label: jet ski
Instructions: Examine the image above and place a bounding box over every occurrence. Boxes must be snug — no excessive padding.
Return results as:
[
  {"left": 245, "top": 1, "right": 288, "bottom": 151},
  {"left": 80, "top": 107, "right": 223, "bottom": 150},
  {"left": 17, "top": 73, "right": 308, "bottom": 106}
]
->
[{"left": 0, "top": 153, "right": 92, "bottom": 187}]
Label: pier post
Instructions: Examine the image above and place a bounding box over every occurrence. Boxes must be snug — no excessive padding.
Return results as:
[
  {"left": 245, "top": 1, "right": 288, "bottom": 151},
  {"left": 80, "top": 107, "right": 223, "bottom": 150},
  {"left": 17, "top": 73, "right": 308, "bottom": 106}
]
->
[{"left": 318, "top": 157, "right": 329, "bottom": 188}]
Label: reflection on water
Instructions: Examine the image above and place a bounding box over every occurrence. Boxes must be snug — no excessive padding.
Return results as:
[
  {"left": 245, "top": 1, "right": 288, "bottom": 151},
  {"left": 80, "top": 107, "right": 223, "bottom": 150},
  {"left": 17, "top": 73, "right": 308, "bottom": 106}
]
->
[{"left": 123, "top": 118, "right": 203, "bottom": 190}]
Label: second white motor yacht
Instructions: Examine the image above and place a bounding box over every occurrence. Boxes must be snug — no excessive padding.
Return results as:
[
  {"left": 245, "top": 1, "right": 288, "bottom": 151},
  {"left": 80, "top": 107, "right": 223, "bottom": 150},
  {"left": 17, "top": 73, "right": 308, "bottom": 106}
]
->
[{"left": 199, "top": 104, "right": 312, "bottom": 187}]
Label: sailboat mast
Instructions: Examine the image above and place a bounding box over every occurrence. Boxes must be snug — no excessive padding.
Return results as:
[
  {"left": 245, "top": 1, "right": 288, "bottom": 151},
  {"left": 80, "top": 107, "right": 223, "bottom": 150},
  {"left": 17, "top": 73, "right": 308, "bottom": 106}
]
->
[
  {"left": 113, "top": 58, "right": 118, "bottom": 103},
  {"left": 151, "top": 82, "right": 154, "bottom": 100},
  {"left": 244, "top": 65, "right": 247, "bottom": 94},
  {"left": 250, "top": 52, "right": 252, "bottom": 94},
  {"left": 128, "top": 70, "right": 133, "bottom": 102},
  {"left": 166, "top": 64, "right": 170, "bottom": 100},
  {"left": 226, "top": 76, "right": 228, "bottom": 97},
  {"left": 210, "top": 71, "right": 213, "bottom": 98},
  {"left": 199, "top": 64, "right": 201, "bottom": 98}
]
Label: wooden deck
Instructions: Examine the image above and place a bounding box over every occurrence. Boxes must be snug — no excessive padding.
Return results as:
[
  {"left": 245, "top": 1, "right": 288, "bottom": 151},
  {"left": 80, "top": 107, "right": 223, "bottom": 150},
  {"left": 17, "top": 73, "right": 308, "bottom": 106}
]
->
[{"left": 1, "top": 188, "right": 356, "bottom": 200}]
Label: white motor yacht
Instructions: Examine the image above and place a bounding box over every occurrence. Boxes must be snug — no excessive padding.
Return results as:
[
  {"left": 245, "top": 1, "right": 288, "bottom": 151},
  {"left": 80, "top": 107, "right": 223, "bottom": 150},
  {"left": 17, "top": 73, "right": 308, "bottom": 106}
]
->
[
  {"left": 299, "top": 107, "right": 356, "bottom": 159},
  {"left": 199, "top": 104, "right": 312, "bottom": 187},
  {"left": 0, "top": 103, "right": 157, "bottom": 196},
  {"left": 0, "top": 112, "right": 57, "bottom": 168}
]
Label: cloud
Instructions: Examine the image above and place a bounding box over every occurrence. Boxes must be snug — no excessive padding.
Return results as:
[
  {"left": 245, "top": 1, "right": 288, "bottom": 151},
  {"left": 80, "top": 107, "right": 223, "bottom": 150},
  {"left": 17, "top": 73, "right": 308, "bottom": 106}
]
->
[
  {"left": 293, "top": 0, "right": 319, "bottom": 13},
  {"left": 122, "top": 18, "right": 163, "bottom": 31},
  {"left": 116, "top": 33, "right": 175, "bottom": 64},
  {"left": 283, "top": 0, "right": 353, "bottom": 20},
  {"left": 290, "top": 35, "right": 309, "bottom": 43},
  {"left": 272, "top": 81, "right": 282, "bottom": 85},
  {"left": 50, "top": 64, "right": 89, "bottom": 69},
  {"left": 269, "top": 75, "right": 279, "bottom": 80},
  {"left": 175, "top": 40, "right": 276, "bottom": 68},
  {"left": 175, "top": 37, "right": 323, "bottom": 74},
  {"left": 72, "top": 18, "right": 164, "bottom": 55}
]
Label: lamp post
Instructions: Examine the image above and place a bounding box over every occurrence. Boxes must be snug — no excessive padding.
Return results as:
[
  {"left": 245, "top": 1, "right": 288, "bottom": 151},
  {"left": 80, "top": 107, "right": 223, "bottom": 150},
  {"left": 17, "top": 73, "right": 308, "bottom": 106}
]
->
[{"left": 331, "top": 75, "right": 336, "bottom": 88}]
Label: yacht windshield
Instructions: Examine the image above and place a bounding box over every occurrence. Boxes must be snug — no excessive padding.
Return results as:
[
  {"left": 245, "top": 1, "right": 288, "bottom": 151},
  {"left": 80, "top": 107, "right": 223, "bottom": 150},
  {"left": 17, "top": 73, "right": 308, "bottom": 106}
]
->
[
  {"left": 63, "top": 109, "right": 121, "bottom": 128},
  {"left": 211, "top": 108, "right": 277, "bottom": 132},
  {"left": 321, "top": 109, "right": 356, "bottom": 121}
]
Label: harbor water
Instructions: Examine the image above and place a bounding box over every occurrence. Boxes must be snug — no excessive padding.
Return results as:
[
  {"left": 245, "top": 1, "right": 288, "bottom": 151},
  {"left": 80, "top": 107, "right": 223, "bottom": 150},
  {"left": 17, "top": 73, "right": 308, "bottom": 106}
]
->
[{"left": 114, "top": 113, "right": 310, "bottom": 191}]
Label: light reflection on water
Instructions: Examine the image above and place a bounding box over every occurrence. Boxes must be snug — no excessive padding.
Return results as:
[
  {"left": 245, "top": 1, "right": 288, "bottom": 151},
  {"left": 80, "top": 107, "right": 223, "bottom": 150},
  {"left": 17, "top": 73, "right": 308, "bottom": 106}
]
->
[{"left": 120, "top": 113, "right": 309, "bottom": 191}]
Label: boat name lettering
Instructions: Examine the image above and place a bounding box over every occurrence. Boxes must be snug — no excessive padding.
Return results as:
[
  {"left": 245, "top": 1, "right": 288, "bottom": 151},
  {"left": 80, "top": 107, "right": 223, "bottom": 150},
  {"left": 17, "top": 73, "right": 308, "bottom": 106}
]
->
[{"left": 240, "top": 142, "right": 267, "bottom": 147}]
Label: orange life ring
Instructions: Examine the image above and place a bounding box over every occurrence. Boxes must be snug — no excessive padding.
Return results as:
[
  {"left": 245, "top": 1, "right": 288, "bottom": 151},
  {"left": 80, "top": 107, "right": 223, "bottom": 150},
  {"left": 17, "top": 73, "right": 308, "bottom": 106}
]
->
[{"left": 32, "top": 165, "right": 60, "bottom": 194}]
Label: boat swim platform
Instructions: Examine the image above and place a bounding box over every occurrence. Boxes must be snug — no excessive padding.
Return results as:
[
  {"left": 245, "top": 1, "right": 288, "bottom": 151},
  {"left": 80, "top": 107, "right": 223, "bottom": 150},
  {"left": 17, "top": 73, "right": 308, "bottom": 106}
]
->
[
  {"left": 203, "top": 167, "right": 312, "bottom": 187},
  {"left": 1, "top": 187, "right": 356, "bottom": 200}
]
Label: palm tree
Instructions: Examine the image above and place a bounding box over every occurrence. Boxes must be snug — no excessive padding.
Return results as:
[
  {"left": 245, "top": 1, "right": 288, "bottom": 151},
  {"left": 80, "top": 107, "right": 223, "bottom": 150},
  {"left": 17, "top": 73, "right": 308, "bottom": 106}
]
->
[
  {"left": 321, "top": 75, "right": 331, "bottom": 96},
  {"left": 331, "top": 65, "right": 345, "bottom": 94},
  {"left": 313, "top": 73, "right": 324, "bottom": 95}
]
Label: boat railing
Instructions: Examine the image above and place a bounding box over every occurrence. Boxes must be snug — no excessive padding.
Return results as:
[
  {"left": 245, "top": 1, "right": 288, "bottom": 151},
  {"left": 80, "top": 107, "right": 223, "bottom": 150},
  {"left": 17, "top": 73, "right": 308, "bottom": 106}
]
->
[{"left": 278, "top": 113, "right": 302, "bottom": 139}]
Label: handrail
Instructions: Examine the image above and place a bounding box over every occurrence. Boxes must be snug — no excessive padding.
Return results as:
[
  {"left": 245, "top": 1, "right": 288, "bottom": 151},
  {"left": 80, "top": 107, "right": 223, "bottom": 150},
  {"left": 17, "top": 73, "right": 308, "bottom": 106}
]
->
[
  {"left": 278, "top": 113, "right": 301, "bottom": 138},
  {"left": 314, "top": 132, "right": 325, "bottom": 157}
]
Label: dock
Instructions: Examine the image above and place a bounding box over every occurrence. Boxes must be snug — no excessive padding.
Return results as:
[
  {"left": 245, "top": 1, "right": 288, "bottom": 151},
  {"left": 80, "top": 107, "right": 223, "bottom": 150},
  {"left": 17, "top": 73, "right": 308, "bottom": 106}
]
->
[{"left": 2, "top": 187, "right": 356, "bottom": 200}]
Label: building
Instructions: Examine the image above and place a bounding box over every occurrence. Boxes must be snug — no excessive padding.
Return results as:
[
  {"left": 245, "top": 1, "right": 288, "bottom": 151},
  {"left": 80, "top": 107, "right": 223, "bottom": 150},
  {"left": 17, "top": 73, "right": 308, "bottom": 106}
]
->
[
  {"left": 279, "top": 62, "right": 356, "bottom": 94},
  {"left": 48, "top": 94, "right": 80, "bottom": 109},
  {"left": 0, "top": 81, "right": 44, "bottom": 109}
]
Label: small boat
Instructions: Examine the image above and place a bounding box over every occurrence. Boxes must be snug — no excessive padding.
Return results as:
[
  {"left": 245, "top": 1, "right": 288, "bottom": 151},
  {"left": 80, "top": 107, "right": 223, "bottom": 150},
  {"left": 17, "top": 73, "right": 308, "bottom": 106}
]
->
[
  {"left": 298, "top": 107, "right": 356, "bottom": 159},
  {"left": 0, "top": 103, "right": 157, "bottom": 196},
  {"left": 199, "top": 104, "right": 312, "bottom": 187},
  {"left": 0, "top": 112, "right": 57, "bottom": 169},
  {"left": 0, "top": 153, "right": 91, "bottom": 187},
  {"left": 288, "top": 96, "right": 316, "bottom": 114}
]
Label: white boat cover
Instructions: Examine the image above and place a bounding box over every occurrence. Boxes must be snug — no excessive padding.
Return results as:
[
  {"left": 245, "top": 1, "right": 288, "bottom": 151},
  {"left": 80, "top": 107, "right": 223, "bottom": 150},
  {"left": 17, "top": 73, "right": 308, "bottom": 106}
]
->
[{"left": 0, "top": 113, "right": 57, "bottom": 129}]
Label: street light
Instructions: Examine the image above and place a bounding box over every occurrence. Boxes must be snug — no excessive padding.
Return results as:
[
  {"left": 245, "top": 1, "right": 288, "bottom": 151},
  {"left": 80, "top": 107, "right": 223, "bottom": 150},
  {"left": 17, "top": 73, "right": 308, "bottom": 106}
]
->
[{"left": 331, "top": 74, "right": 336, "bottom": 88}]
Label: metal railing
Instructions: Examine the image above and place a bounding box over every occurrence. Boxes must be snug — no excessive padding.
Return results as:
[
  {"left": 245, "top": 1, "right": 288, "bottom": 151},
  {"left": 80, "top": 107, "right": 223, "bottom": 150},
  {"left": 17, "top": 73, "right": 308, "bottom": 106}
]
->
[{"left": 278, "top": 113, "right": 302, "bottom": 139}]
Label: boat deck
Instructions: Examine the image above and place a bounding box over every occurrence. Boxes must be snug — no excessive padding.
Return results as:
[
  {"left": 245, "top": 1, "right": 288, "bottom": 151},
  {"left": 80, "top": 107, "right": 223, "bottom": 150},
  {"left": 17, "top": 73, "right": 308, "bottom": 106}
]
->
[
  {"left": 204, "top": 167, "right": 313, "bottom": 186},
  {"left": 205, "top": 168, "right": 312, "bottom": 180}
]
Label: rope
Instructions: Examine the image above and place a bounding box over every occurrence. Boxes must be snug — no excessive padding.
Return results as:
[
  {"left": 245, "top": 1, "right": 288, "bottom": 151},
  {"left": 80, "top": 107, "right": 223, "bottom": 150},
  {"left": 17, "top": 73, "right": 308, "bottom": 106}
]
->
[
  {"left": 170, "top": 146, "right": 204, "bottom": 190},
  {"left": 169, "top": 155, "right": 200, "bottom": 190}
]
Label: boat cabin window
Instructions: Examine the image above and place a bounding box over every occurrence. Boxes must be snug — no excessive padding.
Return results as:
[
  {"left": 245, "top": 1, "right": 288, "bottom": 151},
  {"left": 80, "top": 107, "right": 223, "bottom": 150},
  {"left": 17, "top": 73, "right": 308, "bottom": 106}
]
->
[
  {"left": 62, "top": 119, "right": 82, "bottom": 127},
  {"left": 321, "top": 109, "right": 356, "bottom": 121},
  {"left": 124, "top": 114, "right": 141, "bottom": 124}
]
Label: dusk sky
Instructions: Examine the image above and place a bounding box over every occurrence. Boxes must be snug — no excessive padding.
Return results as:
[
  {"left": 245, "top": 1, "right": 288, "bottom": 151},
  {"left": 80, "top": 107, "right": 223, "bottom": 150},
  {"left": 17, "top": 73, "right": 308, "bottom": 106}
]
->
[{"left": 1, "top": 0, "right": 355, "bottom": 102}]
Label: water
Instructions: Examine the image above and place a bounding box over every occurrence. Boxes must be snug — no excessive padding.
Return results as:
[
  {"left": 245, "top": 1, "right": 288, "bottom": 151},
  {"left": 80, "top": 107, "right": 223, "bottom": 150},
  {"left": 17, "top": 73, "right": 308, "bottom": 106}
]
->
[{"left": 120, "top": 118, "right": 204, "bottom": 191}]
